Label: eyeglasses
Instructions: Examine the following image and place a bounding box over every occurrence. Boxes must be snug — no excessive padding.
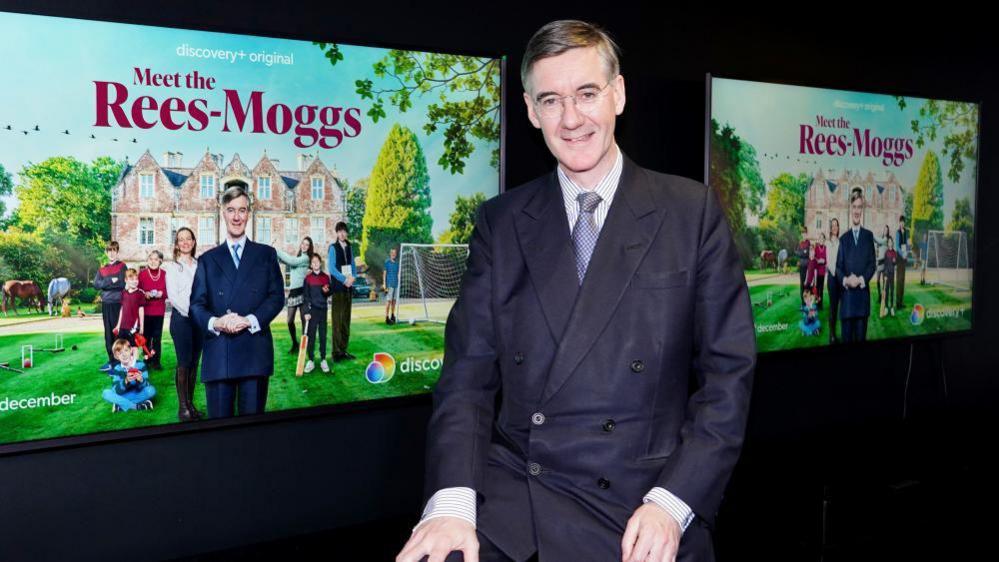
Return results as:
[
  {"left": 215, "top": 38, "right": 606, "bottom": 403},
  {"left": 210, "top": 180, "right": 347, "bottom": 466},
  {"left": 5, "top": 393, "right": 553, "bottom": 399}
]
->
[{"left": 533, "top": 79, "right": 615, "bottom": 119}]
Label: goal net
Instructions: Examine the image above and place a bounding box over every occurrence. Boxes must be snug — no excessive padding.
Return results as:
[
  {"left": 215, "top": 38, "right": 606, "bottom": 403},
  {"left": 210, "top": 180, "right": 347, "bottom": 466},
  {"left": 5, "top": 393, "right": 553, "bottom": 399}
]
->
[
  {"left": 922, "top": 230, "right": 971, "bottom": 290},
  {"left": 397, "top": 243, "right": 470, "bottom": 324}
]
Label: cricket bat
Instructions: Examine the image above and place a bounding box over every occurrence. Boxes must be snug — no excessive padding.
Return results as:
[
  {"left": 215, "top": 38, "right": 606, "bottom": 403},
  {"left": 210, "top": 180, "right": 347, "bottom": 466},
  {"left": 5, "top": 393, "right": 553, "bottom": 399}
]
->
[{"left": 295, "top": 318, "right": 310, "bottom": 376}]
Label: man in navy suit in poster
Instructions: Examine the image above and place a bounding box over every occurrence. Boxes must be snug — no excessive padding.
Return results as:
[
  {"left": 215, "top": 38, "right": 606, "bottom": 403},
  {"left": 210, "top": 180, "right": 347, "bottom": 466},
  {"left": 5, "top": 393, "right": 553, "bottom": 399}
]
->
[
  {"left": 397, "top": 20, "right": 756, "bottom": 562},
  {"left": 190, "top": 182, "right": 285, "bottom": 418},
  {"left": 835, "top": 189, "right": 876, "bottom": 343}
]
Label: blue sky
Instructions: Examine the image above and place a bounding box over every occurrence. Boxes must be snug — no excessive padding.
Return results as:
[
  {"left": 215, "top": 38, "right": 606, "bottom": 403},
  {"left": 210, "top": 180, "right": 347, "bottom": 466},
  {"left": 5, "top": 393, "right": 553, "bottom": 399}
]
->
[
  {"left": 711, "top": 78, "right": 979, "bottom": 221},
  {"left": 0, "top": 11, "right": 500, "bottom": 237}
]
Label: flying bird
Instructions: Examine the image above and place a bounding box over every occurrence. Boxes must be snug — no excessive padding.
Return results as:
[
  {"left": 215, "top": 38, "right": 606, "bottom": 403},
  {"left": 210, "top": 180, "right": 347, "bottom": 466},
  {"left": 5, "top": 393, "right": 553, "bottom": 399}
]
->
[
  {"left": 33, "top": 125, "right": 39, "bottom": 131},
  {"left": 63, "top": 130, "right": 70, "bottom": 135}
]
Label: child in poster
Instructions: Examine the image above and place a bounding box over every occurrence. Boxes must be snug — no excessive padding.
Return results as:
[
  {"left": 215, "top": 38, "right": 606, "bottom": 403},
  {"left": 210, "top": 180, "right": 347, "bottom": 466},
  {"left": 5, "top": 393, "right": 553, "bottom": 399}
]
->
[{"left": 101, "top": 338, "right": 156, "bottom": 412}]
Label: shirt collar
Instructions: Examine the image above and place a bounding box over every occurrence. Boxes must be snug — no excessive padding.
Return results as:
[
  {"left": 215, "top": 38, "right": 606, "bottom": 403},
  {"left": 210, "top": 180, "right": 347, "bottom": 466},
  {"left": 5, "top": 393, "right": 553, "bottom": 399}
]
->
[{"left": 226, "top": 235, "right": 248, "bottom": 251}]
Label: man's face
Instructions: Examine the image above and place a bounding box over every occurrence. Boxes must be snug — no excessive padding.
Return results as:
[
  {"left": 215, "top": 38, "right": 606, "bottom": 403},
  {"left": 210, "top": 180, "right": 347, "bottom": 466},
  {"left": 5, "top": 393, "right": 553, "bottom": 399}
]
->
[
  {"left": 223, "top": 194, "right": 250, "bottom": 239},
  {"left": 389, "top": 248, "right": 397, "bottom": 260},
  {"left": 523, "top": 47, "right": 625, "bottom": 177},
  {"left": 337, "top": 229, "right": 348, "bottom": 242},
  {"left": 851, "top": 197, "right": 864, "bottom": 225},
  {"left": 106, "top": 249, "right": 118, "bottom": 262}
]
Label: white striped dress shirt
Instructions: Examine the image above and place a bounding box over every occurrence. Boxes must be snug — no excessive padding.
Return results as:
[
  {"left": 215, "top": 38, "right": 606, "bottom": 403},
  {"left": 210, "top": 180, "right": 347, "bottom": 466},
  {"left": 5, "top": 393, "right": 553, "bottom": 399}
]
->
[{"left": 419, "top": 146, "right": 695, "bottom": 534}]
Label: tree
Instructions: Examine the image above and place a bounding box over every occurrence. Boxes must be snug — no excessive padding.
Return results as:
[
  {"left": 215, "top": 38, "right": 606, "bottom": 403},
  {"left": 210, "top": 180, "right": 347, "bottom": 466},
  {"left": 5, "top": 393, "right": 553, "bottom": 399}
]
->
[
  {"left": 0, "top": 162, "right": 12, "bottom": 219},
  {"left": 896, "top": 97, "right": 978, "bottom": 183},
  {"left": 709, "top": 120, "right": 746, "bottom": 235},
  {"left": 948, "top": 196, "right": 974, "bottom": 253},
  {"left": 0, "top": 227, "right": 65, "bottom": 289},
  {"left": 738, "top": 142, "right": 766, "bottom": 215},
  {"left": 12, "top": 156, "right": 123, "bottom": 257},
  {"left": 910, "top": 151, "right": 945, "bottom": 254},
  {"left": 344, "top": 177, "right": 369, "bottom": 232},
  {"left": 315, "top": 43, "right": 501, "bottom": 174},
  {"left": 438, "top": 192, "right": 486, "bottom": 245},
  {"left": 758, "top": 172, "right": 810, "bottom": 258},
  {"left": 361, "top": 125, "right": 433, "bottom": 286}
]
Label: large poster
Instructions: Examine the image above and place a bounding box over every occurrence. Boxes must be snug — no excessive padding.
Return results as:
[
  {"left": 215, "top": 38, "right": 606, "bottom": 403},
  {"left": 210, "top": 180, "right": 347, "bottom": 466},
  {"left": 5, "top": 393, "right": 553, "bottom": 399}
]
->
[
  {"left": 708, "top": 77, "right": 977, "bottom": 353},
  {"left": 0, "top": 11, "right": 501, "bottom": 449}
]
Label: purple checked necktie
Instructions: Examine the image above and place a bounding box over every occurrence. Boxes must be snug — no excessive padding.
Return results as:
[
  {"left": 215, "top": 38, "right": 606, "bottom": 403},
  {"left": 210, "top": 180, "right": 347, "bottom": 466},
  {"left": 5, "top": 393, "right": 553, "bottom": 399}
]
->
[{"left": 572, "top": 191, "right": 603, "bottom": 284}]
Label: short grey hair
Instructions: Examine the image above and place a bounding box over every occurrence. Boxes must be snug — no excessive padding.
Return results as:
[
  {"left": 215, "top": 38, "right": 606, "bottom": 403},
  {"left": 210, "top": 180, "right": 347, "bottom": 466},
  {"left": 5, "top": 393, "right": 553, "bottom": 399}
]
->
[
  {"left": 521, "top": 20, "right": 621, "bottom": 92},
  {"left": 220, "top": 181, "right": 251, "bottom": 207}
]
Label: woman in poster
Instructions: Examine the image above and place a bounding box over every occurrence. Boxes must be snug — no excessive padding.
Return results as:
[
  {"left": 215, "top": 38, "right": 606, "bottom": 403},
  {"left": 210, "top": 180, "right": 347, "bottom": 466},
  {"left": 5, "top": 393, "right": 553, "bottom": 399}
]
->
[
  {"left": 875, "top": 224, "right": 891, "bottom": 301},
  {"left": 826, "top": 218, "right": 841, "bottom": 344},
  {"left": 163, "top": 227, "right": 202, "bottom": 421},
  {"left": 275, "top": 237, "right": 314, "bottom": 354},
  {"left": 815, "top": 233, "right": 827, "bottom": 310},
  {"left": 138, "top": 250, "right": 167, "bottom": 371}
]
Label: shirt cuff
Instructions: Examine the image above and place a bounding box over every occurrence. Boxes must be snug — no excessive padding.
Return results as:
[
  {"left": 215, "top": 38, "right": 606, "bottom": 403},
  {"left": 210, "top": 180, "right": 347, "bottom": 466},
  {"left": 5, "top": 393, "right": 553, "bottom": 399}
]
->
[
  {"left": 643, "top": 487, "right": 695, "bottom": 533},
  {"left": 859, "top": 278, "right": 866, "bottom": 289},
  {"left": 415, "top": 487, "right": 476, "bottom": 532},
  {"left": 208, "top": 317, "right": 220, "bottom": 336},
  {"left": 246, "top": 314, "right": 260, "bottom": 334}
]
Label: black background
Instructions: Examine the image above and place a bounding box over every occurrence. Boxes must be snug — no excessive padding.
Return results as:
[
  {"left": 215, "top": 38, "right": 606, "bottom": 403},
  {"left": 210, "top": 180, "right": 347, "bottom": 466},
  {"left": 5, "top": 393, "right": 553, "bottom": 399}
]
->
[{"left": 1, "top": 3, "right": 996, "bottom": 561}]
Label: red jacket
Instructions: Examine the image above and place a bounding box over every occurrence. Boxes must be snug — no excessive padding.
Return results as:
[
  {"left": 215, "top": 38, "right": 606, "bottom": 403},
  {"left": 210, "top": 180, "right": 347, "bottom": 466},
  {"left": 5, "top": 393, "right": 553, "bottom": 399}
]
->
[{"left": 138, "top": 268, "right": 168, "bottom": 317}]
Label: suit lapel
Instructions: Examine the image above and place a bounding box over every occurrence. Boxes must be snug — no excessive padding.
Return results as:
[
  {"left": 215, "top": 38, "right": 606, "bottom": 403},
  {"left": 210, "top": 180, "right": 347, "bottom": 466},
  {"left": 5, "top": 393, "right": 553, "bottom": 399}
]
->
[
  {"left": 514, "top": 172, "right": 580, "bottom": 343},
  {"left": 230, "top": 240, "right": 259, "bottom": 300},
  {"left": 212, "top": 242, "right": 237, "bottom": 285},
  {"left": 541, "top": 157, "right": 666, "bottom": 404}
]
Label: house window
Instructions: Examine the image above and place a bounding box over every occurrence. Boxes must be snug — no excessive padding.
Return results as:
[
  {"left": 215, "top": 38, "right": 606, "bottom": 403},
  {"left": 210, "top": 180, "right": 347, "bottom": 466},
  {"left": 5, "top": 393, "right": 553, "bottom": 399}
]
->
[
  {"left": 258, "top": 176, "right": 271, "bottom": 200},
  {"left": 170, "top": 218, "right": 186, "bottom": 244},
  {"left": 256, "top": 217, "right": 272, "bottom": 244},
  {"left": 200, "top": 175, "right": 215, "bottom": 199},
  {"left": 140, "top": 174, "right": 154, "bottom": 198},
  {"left": 310, "top": 218, "right": 325, "bottom": 247},
  {"left": 285, "top": 217, "right": 299, "bottom": 244},
  {"left": 199, "top": 216, "right": 215, "bottom": 245},
  {"left": 139, "top": 217, "right": 155, "bottom": 246},
  {"left": 311, "top": 177, "right": 324, "bottom": 200}
]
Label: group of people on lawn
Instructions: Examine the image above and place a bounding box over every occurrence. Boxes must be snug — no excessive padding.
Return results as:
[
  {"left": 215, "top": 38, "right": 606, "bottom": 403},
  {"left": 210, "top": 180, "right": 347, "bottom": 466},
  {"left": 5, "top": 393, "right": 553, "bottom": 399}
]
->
[
  {"left": 795, "top": 190, "right": 911, "bottom": 342},
  {"left": 93, "top": 181, "right": 403, "bottom": 419}
]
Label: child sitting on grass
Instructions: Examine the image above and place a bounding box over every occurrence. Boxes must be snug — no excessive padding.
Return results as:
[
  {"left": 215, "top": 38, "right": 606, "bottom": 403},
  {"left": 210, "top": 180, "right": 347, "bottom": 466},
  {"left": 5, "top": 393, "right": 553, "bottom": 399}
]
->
[
  {"left": 799, "top": 290, "right": 821, "bottom": 337},
  {"left": 102, "top": 338, "right": 156, "bottom": 412}
]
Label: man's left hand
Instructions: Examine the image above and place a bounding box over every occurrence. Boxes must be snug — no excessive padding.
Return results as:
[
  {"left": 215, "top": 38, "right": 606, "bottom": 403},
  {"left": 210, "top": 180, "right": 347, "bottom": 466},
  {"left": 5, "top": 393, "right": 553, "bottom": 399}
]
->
[{"left": 621, "top": 503, "right": 681, "bottom": 562}]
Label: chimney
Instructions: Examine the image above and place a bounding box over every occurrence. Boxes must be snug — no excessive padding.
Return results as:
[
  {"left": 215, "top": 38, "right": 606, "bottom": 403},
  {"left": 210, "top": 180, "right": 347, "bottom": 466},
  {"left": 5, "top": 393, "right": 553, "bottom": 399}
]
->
[
  {"left": 297, "top": 153, "right": 315, "bottom": 171},
  {"left": 270, "top": 158, "right": 280, "bottom": 170},
  {"left": 212, "top": 153, "right": 224, "bottom": 168},
  {"left": 161, "top": 151, "right": 183, "bottom": 167}
]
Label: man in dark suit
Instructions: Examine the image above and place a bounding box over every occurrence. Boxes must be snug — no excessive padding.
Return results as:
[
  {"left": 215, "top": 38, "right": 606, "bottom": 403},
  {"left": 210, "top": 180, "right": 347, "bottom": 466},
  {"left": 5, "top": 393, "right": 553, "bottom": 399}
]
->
[
  {"left": 190, "top": 182, "right": 285, "bottom": 418},
  {"left": 835, "top": 190, "right": 876, "bottom": 343},
  {"left": 397, "top": 21, "right": 755, "bottom": 562}
]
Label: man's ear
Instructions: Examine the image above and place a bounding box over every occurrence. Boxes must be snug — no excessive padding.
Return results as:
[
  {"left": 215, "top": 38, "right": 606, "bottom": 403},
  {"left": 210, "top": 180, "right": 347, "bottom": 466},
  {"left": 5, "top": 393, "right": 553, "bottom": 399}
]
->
[
  {"left": 613, "top": 74, "right": 626, "bottom": 116},
  {"left": 524, "top": 92, "right": 542, "bottom": 129}
]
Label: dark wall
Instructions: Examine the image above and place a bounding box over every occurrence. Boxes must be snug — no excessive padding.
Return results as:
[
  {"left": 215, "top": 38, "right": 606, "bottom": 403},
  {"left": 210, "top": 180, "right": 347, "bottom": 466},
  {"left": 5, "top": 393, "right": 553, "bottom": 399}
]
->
[{"left": 1, "top": 3, "right": 996, "bottom": 561}]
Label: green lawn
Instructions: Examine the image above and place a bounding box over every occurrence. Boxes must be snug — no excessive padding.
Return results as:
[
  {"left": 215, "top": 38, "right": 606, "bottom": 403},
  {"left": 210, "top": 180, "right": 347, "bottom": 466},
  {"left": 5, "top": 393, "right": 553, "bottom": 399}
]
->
[
  {"left": 751, "top": 281, "right": 972, "bottom": 352},
  {"left": 0, "top": 304, "right": 445, "bottom": 445}
]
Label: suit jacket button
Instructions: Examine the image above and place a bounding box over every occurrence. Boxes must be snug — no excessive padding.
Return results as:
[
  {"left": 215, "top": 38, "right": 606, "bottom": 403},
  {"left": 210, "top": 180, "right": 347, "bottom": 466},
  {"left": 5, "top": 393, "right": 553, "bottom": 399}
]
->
[
  {"left": 531, "top": 412, "right": 545, "bottom": 426},
  {"left": 597, "top": 478, "right": 611, "bottom": 489},
  {"left": 602, "top": 419, "right": 616, "bottom": 432},
  {"left": 630, "top": 360, "right": 645, "bottom": 373},
  {"left": 528, "top": 462, "right": 542, "bottom": 476},
  {"left": 514, "top": 352, "right": 524, "bottom": 365}
]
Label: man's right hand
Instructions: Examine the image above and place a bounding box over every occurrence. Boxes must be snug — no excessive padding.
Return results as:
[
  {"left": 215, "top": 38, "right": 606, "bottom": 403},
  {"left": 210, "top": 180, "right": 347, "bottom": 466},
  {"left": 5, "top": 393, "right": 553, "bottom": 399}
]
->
[{"left": 396, "top": 516, "right": 478, "bottom": 562}]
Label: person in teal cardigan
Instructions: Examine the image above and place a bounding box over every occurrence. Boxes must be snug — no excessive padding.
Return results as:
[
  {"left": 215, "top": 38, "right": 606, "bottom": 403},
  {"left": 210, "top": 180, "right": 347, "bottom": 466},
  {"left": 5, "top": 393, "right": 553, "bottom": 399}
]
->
[{"left": 275, "top": 236, "right": 314, "bottom": 354}]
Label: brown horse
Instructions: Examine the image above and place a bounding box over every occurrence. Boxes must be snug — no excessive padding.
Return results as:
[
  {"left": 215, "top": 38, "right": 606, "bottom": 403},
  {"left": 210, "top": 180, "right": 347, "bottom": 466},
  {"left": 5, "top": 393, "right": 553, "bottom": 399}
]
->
[{"left": 2, "top": 280, "right": 46, "bottom": 316}]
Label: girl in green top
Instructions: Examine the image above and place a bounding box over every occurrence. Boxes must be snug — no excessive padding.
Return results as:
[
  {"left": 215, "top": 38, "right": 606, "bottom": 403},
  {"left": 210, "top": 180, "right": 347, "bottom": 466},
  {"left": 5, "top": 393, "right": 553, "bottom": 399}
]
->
[{"left": 276, "top": 236, "right": 314, "bottom": 354}]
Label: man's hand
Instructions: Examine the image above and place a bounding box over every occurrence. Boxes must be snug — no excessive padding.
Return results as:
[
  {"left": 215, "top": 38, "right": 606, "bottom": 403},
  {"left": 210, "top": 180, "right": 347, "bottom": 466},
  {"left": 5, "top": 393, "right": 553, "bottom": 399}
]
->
[
  {"left": 621, "top": 503, "right": 681, "bottom": 562},
  {"left": 345, "top": 275, "right": 355, "bottom": 288},
  {"left": 396, "top": 516, "right": 478, "bottom": 562}
]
